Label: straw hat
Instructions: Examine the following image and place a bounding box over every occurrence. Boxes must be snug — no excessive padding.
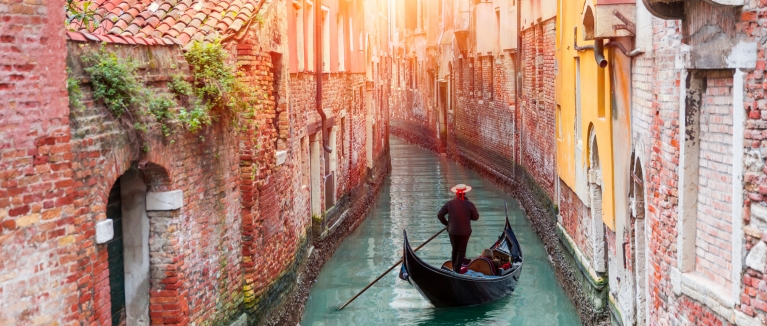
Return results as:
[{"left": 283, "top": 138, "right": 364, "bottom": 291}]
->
[{"left": 450, "top": 184, "right": 472, "bottom": 193}]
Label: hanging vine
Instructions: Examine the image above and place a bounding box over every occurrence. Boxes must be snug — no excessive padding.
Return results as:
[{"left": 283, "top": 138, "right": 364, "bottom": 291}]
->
[{"left": 73, "top": 40, "right": 265, "bottom": 151}]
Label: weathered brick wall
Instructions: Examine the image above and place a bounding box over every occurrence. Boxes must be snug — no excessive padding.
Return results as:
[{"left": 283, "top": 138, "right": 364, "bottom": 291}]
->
[
  {"left": 740, "top": 5, "right": 767, "bottom": 324},
  {"left": 637, "top": 17, "right": 686, "bottom": 324},
  {"left": 695, "top": 72, "right": 734, "bottom": 291},
  {"left": 450, "top": 54, "right": 516, "bottom": 179},
  {"left": 630, "top": 5, "right": 767, "bottom": 323},
  {"left": 65, "top": 42, "right": 245, "bottom": 325},
  {"left": 286, "top": 72, "right": 370, "bottom": 220},
  {"left": 519, "top": 19, "right": 556, "bottom": 198},
  {"left": 0, "top": 0, "right": 75, "bottom": 324},
  {"left": 390, "top": 55, "right": 437, "bottom": 151},
  {"left": 559, "top": 181, "right": 594, "bottom": 263}
]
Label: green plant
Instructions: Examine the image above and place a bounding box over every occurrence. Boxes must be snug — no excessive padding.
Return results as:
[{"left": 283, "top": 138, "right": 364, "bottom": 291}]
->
[
  {"left": 81, "top": 45, "right": 142, "bottom": 117},
  {"left": 183, "top": 40, "right": 261, "bottom": 122},
  {"left": 169, "top": 74, "right": 194, "bottom": 97},
  {"left": 66, "top": 68, "right": 85, "bottom": 111},
  {"left": 66, "top": 0, "right": 99, "bottom": 31},
  {"left": 148, "top": 93, "right": 178, "bottom": 137}
]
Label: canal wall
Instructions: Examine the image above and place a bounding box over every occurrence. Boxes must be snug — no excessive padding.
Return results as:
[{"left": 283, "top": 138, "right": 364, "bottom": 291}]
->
[{"left": 263, "top": 151, "right": 391, "bottom": 326}]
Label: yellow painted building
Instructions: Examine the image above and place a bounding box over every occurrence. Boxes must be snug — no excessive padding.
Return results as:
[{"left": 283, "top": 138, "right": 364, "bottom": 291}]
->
[{"left": 555, "top": 0, "right": 635, "bottom": 231}]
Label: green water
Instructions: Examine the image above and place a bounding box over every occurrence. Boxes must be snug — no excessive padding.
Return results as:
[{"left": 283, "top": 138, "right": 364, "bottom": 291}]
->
[{"left": 301, "top": 137, "right": 580, "bottom": 325}]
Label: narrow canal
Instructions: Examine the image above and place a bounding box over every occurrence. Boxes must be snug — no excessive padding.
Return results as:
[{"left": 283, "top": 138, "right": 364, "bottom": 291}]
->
[{"left": 301, "top": 137, "right": 580, "bottom": 325}]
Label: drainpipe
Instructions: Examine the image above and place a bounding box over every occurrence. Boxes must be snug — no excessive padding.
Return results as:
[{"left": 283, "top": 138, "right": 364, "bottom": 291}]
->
[
  {"left": 605, "top": 40, "right": 643, "bottom": 57},
  {"left": 573, "top": 27, "right": 607, "bottom": 68},
  {"left": 515, "top": 0, "right": 522, "bottom": 176},
  {"left": 316, "top": 0, "right": 332, "bottom": 153}
]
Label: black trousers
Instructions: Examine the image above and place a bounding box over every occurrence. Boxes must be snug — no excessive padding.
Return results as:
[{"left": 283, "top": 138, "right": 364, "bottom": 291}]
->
[{"left": 449, "top": 233, "right": 471, "bottom": 273}]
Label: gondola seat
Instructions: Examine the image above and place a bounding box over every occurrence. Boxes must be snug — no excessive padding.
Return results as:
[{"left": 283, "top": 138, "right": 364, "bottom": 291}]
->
[{"left": 440, "top": 259, "right": 496, "bottom": 276}]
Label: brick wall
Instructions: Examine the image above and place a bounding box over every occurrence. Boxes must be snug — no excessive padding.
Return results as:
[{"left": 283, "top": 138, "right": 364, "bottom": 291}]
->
[
  {"left": 449, "top": 54, "right": 517, "bottom": 179},
  {"left": 64, "top": 42, "right": 245, "bottom": 325},
  {"left": 637, "top": 17, "right": 686, "bottom": 324},
  {"left": 740, "top": 5, "right": 767, "bottom": 324},
  {"left": 519, "top": 19, "right": 556, "bottom": 198},
  {"left": 559, "top": 180, "right": 594, "bottom": 263},
  {"left": 695, "top": 72, "right": 734, "bottom": 291},
  {"left": 0, "top": 0, "right": 75, "bottom": 324}
]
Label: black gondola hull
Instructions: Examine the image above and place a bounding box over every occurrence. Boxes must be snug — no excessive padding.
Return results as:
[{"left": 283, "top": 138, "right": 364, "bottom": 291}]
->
[{"left": 402, "top": 217, "right": 524, "bottom": 307}]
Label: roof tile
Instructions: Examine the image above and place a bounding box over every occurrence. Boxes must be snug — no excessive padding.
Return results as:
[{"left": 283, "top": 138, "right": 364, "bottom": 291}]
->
[
  {"left": 96, "top": 34, "right": 112, "bottom": 42},
  {"left": 114, "top": 19, "right": 129, "bottom": 31},
  {"left": 177, "top": 33, "right": 191, "bottom": 44},
  {"left": 229, "top": 18, "right": 244, "bottom": 32},
  {"left": 122, "top": 35, "right": 137, "bottom": 44},
  {"left": 107, "top": 35, "right": 128, "bottom": 44},
  {"left": 67, "top": 31, "right": 88, "bottom": 42},
  {"left": 146, "top": 16, "right": 160, "bottom": 27},
  {"left": 188, "top": 19, "right": 202, "bottom": 29},
  {"left": 125, "top": 24, "right": 141, "bottom": 35},
  {"left": 81, "top": 31, "right": 101, "bottom": 42},
  {"left": 155, "top": 23, "right": 171, "bottom": 34},
  {"left": 68, "top": 0, "right": 264, "bottom": 46}
]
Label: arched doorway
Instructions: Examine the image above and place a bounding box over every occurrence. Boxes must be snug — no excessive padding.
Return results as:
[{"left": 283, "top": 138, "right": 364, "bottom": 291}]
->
[
  {"left": 105, "top": 168, "right": 150, "bottom": 325},
  {"left": 588, "top": 128, "right": 606, "bottom": 273},
  {"left": 630, "top": 158, "right": 647, "bottom": 325}
]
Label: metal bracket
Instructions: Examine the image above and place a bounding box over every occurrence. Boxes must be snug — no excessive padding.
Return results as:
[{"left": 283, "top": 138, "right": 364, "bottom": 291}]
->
[{"left": 612, "top": 10, "right": 636, "bottom": 35}]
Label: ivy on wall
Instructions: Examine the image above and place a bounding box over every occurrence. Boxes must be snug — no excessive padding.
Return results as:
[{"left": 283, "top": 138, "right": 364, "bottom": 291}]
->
[{"left": 70, "top": 40, "right": 265, "bottom": 150}]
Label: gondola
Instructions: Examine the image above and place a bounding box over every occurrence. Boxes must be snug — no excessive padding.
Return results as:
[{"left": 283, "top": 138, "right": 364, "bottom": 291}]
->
[{"left": 399, "top": 215, "right": 524, "bottom": 307}]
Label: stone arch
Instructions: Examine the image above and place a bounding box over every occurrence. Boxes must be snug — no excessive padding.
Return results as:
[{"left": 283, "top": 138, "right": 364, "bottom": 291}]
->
[
  {"left": 101, "top": 160, "right": 183, "bottom": 326},
  {"left": 582, "top": 5, "right": 595, "bottom": 40},
  {"left": 587, "top": 125, "right": 606, "bottom": 273},
  {"left": 631, "top": 155, "right": 648, "bottom": 325},
  {"left": 102, "top": 166, "right": 153, "bottom": 326},
  {"left": 136, "top": 161, "right": 172, "bottom": 192}
]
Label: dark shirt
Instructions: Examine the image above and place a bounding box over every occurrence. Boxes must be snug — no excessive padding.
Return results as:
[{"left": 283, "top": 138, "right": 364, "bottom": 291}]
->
[{"left": 437, "top": 197, "right": 479, "bottom": 235}]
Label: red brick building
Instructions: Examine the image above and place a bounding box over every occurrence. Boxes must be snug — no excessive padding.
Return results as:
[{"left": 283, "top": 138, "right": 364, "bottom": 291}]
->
[{"left": 0, "top": 0, "right": 390, "bottom": 325}]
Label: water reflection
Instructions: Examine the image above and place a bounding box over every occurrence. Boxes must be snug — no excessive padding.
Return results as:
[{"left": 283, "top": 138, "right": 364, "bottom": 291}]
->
[{"left": 301, "top": 137, "right": 580, "bottom": 325}]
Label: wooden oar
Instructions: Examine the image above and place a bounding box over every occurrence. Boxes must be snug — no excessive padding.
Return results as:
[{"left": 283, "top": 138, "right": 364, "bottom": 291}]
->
[{"left": 338, "top": 227, "right": 447, "bottom": 310}]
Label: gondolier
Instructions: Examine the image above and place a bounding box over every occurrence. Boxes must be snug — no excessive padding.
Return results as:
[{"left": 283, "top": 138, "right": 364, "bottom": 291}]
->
[
  {"left": 438, "top": 184, "right": 480, "bottom": 273},
  {"left": 399, "top": 203, "right": 524, "bottom": 307}
]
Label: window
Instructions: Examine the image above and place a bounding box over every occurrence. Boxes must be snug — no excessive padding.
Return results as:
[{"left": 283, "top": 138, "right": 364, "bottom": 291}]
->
[
  {"left": 322, "top": 7, "right": 329, "bottom": 72},
  {"left": 470, "top": 58, "right": 474, "bottom": 97},
  {"left": 296, "top": 5, "right": 304, "bottom": 70},
  {"left": 349, "top": 15, "right": 354, "bottom": 52},
  {"left": 457, "top": 58, "right": 462, "bottom": 91},
  {"left": 301, "top": 136, "right": 309, "bottom": 187},
  {"left": 338, "top": 14, "right": 345, "bottom": 71},
  {"left": 306, "top": 1, "right": 314, "bottom": 71},
  {"left": 477, "top": 57, "right": 483, "bottom": 99},
  {"left": 489, "top": 57, "right": 494, "bottom": 100},
  {"left": 496, "top": 9, "right": 501, "bottom": 52}
]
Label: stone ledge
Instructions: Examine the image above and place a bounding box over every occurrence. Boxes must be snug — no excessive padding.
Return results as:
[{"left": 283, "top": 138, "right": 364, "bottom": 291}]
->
[
  {"left": 669, "top": 267, "right": 761, "bottom": 325},
  {"left": 556, "top": 223, "right": 607, "bottom": 289},
  {"left": 275, "top": 150, "right": 288, "bottom": 166},
  {"left": 95, "top": 219, "right": 114, "bottom": 244},
  {"left": 146, "top": 190, "right": 184, "bottom": 211}
]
